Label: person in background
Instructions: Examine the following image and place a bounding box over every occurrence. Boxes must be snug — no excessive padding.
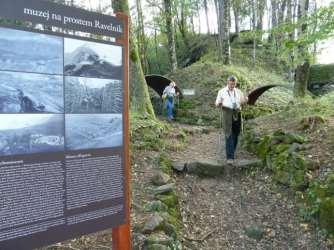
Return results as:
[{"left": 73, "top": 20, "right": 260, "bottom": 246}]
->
[
  {"left": 215, "top": 76, "right": 248, "bottom": 164},
  {"left": 163, "top": 81, "right": 178, "bottom": 121}
]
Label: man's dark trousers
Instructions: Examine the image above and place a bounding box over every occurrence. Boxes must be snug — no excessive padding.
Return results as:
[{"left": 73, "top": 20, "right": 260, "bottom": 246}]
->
[{"left": 225, "top": 113, "right": 241, "bottom": 160}]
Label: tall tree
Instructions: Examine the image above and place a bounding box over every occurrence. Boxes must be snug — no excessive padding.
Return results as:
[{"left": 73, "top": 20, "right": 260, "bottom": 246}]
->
[
  {"left": 251, "top": 0, "right": 257, "bottom": 63},
  {"left": 271, "top": 0, "right": 278, "bottom": 28},
  {"left": 135, "top": 0, "right": 149, "bottom": 73},
  {"left": 217, "top": 0, "right": 230, "bottom": 64},
  {"left": 203, "top": 0, "right": 211, "bottom": 34},
  {"left": 257, "top": 0, "right": 266, "bottom": 30},
  {"left": 286, "top": 0, "right": 295, "bottom": 80},
  {"left": 294, "top": 0, "right": 310, "bottom": 97},
  {"left": 278, "top": 0, "right": 288, "bottom": 24},
  {"left": 163, "top": 0, "right": 178, "bottom": 71},
  {"left": 113, "top": 0, "right": 155, "bottom": 116},
  {"left": 177, "top": 0, "right": 190, "bottom": 49},
  {"left": 231, "top": 0, "right": 240, "bottom": 35}
]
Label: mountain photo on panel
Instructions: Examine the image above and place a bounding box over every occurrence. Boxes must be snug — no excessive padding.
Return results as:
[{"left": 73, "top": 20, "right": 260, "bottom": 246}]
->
[
  {"left": 0, "top": 27, "right": 63, "bottom": 75},
  {"left": 0, "top": 114, "right": 64, "bottom": 156},
  {"left": 64, "top": 38, "right": 122, "bottom": 79},
  {"left": 65, "top": 114, "right": 123, "bottom": 151}
]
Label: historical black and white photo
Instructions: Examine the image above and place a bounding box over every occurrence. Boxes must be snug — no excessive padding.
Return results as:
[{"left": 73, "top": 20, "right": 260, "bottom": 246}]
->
[
  {"left": 65, "top": 114, "right": 123, "bottom": 150},
  {"left": 0, "top": 114, "right": 64, "bottom": 156},
  {"left": 65, "top": 76, "right": 122, "bottom": 113},
  {"left": 0, "top": 27, "right": 63, "bottom": 75},
  {"left": 64, "top": 38, "right": 122, "bottom": 79},
  {"left": 0, "top": 71, "right": 64, "bottom": 113}
]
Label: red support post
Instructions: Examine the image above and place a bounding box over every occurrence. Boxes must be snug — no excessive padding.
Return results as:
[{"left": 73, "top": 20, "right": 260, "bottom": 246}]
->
[{"left": 112, "top": 13, "right": 131, "bottom": 250}]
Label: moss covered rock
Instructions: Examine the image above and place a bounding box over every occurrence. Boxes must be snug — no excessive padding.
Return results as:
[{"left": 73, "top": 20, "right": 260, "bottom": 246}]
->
[
  {"left": 319, "top": 197, "right": 334, "bottom": 235},
  {"left": 156, "top": 191, "right": 178, "bottom": 208},
  {"left": 144, "top": 201, "right": 168, "bottom": 213},
  {"left": 145, "top": 232, "right": 174, "bottom": 248},
  {"left": 158, "top": 153, "right": 173, "bottom": 175},
  {"left": 309, "top": 64, "right": 334, "bottom": 94}
]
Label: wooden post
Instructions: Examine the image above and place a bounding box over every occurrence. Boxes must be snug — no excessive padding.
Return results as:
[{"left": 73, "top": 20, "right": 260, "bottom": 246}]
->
[{"left": 112, "top": 13, "right": 131, "bottom": 250}]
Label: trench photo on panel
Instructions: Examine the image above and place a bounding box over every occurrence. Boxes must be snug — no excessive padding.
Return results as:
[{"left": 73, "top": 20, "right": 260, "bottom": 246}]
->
[
  {"left": 0, "top": 114, "right": 64, "bottom": 156},
  {"left": 0, "top": 27, "right": 63, "bottom": 75},
  {"left": 65, "top": 76, "right": 122, "bottom": 113},
  {"left": 65, "top": 113, "right": 123, "bottom": 150},
  {"left": 64, "top": 38, "right": 123, "bottom": 79},
  {"left": 0, "top": 71, "right": 64, "bottom": 113}
]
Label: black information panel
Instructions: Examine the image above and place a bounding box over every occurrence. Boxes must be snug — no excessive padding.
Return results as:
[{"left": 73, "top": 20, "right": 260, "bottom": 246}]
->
[{"left": 0, "top": 8, "right": 126, "bottom": 250}]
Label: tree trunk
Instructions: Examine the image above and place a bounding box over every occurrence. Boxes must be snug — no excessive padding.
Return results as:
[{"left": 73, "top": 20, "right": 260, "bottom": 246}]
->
[
  {"left": 196, "top": 0, "right": 201, "bottom": 33},
  {"left": 257, "top": 0, "right": 266, "bottom": 30},
  {"left": 136, "top": 0, "right": 148, "bottom": 74},
  {"left": 287, "top": 0, "right": 294, "bottom": 81},
  {"left": 154, "top": 29, "right": 161, "bottom": 74},
  {"left": 252, "top": 0, "right": 257, "bottom": 64},
  {"left": 271, "top": 0, "right": 277, "bottom": 28},
  {"left": 312, "top": 0, "right": 317, "bottom": 59},
  {"left": 218, "top": 0, "right": 230, "bottom": 64},
  {"left": 232, "top": 5, "right": 240, "bottom": 35},
  {"left": 294, "top": 60, "right": 310, "bottom": 97},
  {"left": 278, "top": 0, "right": 287, "bottom": 24},
  {"left": 214, "top": 0, "right": 219, "bottom": 34},
  {"left": 204, "top": 0, "right": 211, "bottom": 34},
  {"left": 163, "top": 0, "right": 178, "bottom": 71},
  {"left": 297, "top": 0, "right": 309, "bottom": 58},
  {"left": 113, "top": 0, "right": 155, "bottom": 116},
  {"left": 179, "top": 0, "right": 190, "bottom": 49},
  {"left": 190, "top": 12, "right": 195, "bottom": 33},
  {"left": 268, "top": 0, "right": 277, "bottom": 43}
]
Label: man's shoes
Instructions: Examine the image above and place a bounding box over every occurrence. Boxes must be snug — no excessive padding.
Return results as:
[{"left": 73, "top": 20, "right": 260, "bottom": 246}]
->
[{"left": 226, "top": 159, "right": 234, "bottom": 165}]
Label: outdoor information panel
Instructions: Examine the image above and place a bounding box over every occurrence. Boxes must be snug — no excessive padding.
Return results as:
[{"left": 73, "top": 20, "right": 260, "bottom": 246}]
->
[{"left": 0, "top": 1, "right": 130, "bottom": 249}]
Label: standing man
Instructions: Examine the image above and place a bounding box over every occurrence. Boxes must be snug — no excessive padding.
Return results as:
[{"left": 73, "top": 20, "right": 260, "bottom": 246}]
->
[
  {"left": 163, "top": 81, "right": 178, "bottom": 121},
  {"left": 215, "top": 76, "right": 248, "bottom": 164}
]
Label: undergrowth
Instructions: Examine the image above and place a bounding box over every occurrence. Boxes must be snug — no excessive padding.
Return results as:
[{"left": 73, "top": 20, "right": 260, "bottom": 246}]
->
[{"left": 242, "top": 94, "right": 334, "bottom": 241}]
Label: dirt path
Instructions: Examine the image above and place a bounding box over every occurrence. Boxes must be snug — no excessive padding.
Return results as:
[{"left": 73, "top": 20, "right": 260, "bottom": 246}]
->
[{"left": 172, "top": 128, "right": 329, "bottom": 250}]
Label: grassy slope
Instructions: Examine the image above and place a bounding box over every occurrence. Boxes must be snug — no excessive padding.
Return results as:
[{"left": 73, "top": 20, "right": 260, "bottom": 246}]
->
[{"left": 168, "top": 47, "right": 293, "bottom": 126}]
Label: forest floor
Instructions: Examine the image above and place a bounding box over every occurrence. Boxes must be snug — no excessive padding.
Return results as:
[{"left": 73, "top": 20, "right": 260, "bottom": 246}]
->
[
  {"left": 39, "top": 121, "right": 332, "bottom": 250},
  {"left": 171, "top": 126, "right": 330, "bottom": 250}
]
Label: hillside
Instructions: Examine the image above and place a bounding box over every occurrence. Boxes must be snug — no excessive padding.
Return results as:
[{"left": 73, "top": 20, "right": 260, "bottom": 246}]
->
[{"left": 165, "top": 47, "right": 293, "bottom": 126}]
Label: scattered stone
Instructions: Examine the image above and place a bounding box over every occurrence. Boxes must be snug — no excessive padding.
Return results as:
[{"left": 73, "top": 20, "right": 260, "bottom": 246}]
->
[
  {"left": 132, "top": 233, "right": 147, "bottom": 250},
  {"left": 163, "top": 223, "right": 178, "bottom": 239},
  {"left": 172, "top": 161, "right": 186, "bottom": 172},
  {"left": 145, "top": 232, "right": 174, "bottom": 247},
  {"left": 244, "top": 225, "right": 265, "bottom": 240},
  {"left": 288, "top": 142, "right": 304, "bottom": 153},
  {"left": 144, "top": 201, "right": 168, "bottom": 213},
  {"left": 146, "top": 244, "right": 171, "bottom": 250},
  {"left": 186, "top": 160, "right": 224, "bottom": 177},
  {"left": 236, "top": 159, "right": 262, "bottom": 169},
  {"left": 151, "top": 171, "right": 171, "bottom": 186},
  {"left": 156, "top": 192, "right": 178, "bottom": 207},
  {"left": 142, "top": 213, "right": 164, "bottom": 234},
  {"left": 154, "top": 183, "right": 175, "bottom": 195}
]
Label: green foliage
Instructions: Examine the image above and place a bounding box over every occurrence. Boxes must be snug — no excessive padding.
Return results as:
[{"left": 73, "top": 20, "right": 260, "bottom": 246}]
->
[
  {"left": 268, "top": 3, "right": 334, "bottom": 65},
  {"left": 309, "top": 64, "right": 334, "bottom": 84},
  {"left": 130, "top": 47, "right": 139, "bottom": 62},
  {"left": 247, "top": 130, "right": 309, "bottom": 190},
  {"left": 130, "top": 113, "right": 168, "bottom": 150},
  {"left": 158, "top": 153, "right": 173, "bottom": 174},
  {"left": 242, "top": 104, "right": 276, "bottom": 120},
  {"left": 244, "top": 119, "right": 334, "bottom": 239},
  {"left": 301, "top": 174, "right": 334, "bottom": 238}
]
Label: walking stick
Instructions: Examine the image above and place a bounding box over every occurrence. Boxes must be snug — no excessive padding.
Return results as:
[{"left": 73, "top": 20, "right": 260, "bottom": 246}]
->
[{"left": 218, "top": 106, "right": 224, "bottom": 162}]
